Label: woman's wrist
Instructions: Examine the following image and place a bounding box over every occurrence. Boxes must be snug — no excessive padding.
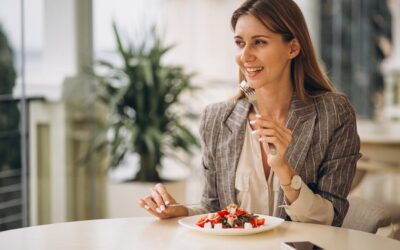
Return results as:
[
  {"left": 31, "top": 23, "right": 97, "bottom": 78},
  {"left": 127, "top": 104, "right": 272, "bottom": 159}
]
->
[
  {"left": 274, "top": 163, "right": 301, "bottom": 204},
  {"left": 274, "top": 163, "right": 296, "bottom": 185},
  {"left": 177, "top": 206, "right": 189, "bottom": 217}
]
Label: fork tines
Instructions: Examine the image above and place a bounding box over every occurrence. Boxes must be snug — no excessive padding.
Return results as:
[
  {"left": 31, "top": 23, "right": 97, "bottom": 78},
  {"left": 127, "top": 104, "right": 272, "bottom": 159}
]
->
[
  {"left": 240, "top": 80, "right": 257, "bottom": 105},
  {"left": 239, "top": 81, "right": 255, "bottom": 97},
  {"left": 240, "top": 80, "right": 260, "bottom": 114}
]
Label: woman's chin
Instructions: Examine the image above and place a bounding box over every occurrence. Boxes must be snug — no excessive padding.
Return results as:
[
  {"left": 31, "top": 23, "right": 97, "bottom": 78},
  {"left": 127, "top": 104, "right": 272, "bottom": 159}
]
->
[{"left": 247, "top": 80, "right": 264, "bottom": 89}]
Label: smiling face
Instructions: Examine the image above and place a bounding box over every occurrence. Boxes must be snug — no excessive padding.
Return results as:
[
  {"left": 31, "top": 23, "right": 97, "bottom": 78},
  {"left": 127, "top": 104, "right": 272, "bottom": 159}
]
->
[{"left": 234, "top": 14, "right": 295, "bottom": 90}]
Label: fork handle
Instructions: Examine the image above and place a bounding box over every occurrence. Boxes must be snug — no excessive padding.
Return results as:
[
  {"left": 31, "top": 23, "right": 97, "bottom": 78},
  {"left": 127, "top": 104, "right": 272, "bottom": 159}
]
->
[
  {"left": 253, "top": 103, "right": 261, "bottom": 114},
  {"left": 167, "top": 203, "right": 200, "bottom": 207},
  {"left": 248, "top": 100, "right": 261, "bottom": 114}
]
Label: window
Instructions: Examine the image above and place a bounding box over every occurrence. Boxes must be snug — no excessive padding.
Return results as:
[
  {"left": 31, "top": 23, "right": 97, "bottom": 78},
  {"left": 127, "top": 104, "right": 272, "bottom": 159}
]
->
[{"left": 320, "top": 0, "right": 392, "bottom": 118}]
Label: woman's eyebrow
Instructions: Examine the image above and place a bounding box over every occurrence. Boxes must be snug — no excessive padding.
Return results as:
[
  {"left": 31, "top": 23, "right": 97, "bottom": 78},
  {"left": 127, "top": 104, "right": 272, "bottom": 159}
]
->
[
  {"left": 252, "top": 35, "right": 271, "bottom": 39},
  {"left": 233, "top": 35, "right": 271, "bottom": 39}
]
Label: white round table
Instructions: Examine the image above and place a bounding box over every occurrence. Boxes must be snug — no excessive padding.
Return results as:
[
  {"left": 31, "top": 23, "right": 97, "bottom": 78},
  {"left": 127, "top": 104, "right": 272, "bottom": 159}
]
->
[{"left": 0, "top": 217, "right": 399, "bottom": 250}]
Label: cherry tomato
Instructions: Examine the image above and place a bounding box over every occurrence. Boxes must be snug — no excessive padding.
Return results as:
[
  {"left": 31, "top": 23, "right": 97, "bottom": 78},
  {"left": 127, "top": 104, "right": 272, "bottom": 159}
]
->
[
  {"left": 236, "top": 209, "right": 247, "bottom": 216},
  {"left": 250, "top": 217, "right": 257, "bottom": 228},
  {"left": 210, "top": 215, "right": 221, "bottom": 224},
  {"left": 257, "top": 218, "right": 265, "bottom": 226},
  {"left": 196, "top": 215, "right": 208, "bottom": 228},
  {"left": 217, "top": 210, "right": 229, "bottom": 217}
]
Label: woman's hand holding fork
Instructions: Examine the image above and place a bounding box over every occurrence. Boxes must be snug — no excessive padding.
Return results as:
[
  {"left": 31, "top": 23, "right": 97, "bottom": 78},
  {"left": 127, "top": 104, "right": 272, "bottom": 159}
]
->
[
  {"left": 138, "top": 183, "right": 189, "bottom": 219},
  {"left": 250, "top": 115, "right": 296, "bottom": 181}
]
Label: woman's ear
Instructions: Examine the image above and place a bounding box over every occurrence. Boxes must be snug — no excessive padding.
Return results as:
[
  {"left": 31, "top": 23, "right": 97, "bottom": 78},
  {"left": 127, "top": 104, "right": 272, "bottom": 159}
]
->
[{"left": 289, "top": 39, "right": 301, "bottom": 59}]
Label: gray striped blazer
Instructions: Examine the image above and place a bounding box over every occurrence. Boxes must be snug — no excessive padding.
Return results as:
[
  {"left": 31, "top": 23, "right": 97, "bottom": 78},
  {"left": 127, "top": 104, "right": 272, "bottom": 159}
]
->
[{"left": 199, "top": 92, "right": 361, "bottom": 226}]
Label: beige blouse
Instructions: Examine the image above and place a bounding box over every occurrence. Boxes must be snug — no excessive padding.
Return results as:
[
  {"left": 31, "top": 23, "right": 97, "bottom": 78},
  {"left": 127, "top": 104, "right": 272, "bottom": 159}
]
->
[
  {"left": 189, "top": 122, "right": 334, "bottom": 225},
  {"left": 235, "top": 121, "right": 280, "bottom": 216}
]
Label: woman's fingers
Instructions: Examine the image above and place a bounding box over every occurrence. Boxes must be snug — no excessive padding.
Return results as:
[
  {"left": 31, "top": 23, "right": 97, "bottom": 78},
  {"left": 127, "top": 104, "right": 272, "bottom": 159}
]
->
[
  {"left": 137, "top": 198, "right": 149, "bottom": 210},
  {"left": 252, "top": 128, "right": 283, "bottom": 141},
  {"left": 253, "top": 130, "right": 283, "bottom": 155},
  {"left": 150, "top": 188, "right": 167, "bottom": 213},
  {"left": 259, "top": 136, "right": 288, "bottom": 155},
  {"left": 253, "top": 128, "right": 291, "bottom": 147},
  {"left": 154, "top": 183, "right": 175, "bottom": 206},
  {"left": 251, "top": 121, "right": 291, "bottom": 155},
  {"left": 251, "top": 118, "right": 292, "bottom": 145},
  {"left": 151, "top": 183, "right": 178, "bottom": 213},
  {"left": 143, "top": 195, "right": 158, "bottom": 211},
  {"left": 138, "top": 183, "right": 181, "bottom": 219},
  {"left": 138, "top": 181, "right": 192, "bottom": 219},
  {"left": 257, "top": 119, "right": 291, "bottom": 138},
  {"left": 138, "top": 196, "right": 165, "bottom": 218},
  {"left": 138, "top": 198, "right": 155, "bottom": 214}
]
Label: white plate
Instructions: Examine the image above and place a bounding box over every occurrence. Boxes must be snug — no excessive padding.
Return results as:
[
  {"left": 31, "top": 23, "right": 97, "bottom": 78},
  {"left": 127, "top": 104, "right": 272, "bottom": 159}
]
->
[{"left": 178, "top": 214, "right": 284, "bottom": 236}]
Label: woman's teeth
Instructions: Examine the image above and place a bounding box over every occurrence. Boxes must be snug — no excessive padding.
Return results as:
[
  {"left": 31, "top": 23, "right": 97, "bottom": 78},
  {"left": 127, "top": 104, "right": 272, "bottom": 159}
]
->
[{"left": 245, "top": 67, "right": 263, "bottom": 75}]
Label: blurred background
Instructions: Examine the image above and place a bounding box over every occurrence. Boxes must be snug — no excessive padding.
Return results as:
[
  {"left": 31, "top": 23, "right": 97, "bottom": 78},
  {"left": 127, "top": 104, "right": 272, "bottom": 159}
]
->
[{"left": 0, "top": 0, "right": 399, "bottom": 238}]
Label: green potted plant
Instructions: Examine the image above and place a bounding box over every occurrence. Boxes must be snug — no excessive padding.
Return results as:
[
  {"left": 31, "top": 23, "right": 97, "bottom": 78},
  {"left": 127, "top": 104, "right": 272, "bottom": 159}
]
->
[
  {"left": 92, "top": 23, "right": 200, "bottom": 183},
  {"left": 0, "top": 25, "right": 22, "bottom": 230}
]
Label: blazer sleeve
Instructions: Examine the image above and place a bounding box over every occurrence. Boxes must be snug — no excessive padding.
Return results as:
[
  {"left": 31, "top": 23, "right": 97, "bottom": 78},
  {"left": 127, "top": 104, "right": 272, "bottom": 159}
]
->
[
  {"left": 199, "top": 104, "right": 221, "bottom": 212},
  {"left": 317, "top": 95, "right": 361, "bottom": 226}
]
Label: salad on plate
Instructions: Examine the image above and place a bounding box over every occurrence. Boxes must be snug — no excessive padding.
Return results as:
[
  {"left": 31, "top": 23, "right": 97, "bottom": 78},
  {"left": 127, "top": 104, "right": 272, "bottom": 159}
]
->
[{"left": 196, "top": 203, "right": 265, "bottom": 229}]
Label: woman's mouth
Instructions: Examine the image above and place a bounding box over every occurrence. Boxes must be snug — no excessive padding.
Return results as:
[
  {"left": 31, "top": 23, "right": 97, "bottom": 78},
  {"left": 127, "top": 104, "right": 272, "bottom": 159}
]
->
[{"left": 244, "top": 67, "right": 264, "bottom": 78}]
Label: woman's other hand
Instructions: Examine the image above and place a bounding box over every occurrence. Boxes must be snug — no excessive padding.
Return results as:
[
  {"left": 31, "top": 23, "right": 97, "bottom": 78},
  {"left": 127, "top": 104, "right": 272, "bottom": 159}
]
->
[{"left": 137, "top": 183, "right": 188, "bottom": 219}]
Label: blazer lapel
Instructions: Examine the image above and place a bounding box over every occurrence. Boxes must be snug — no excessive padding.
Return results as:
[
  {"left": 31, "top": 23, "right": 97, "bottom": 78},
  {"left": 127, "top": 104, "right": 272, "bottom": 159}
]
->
[
  {"left": 285, "top": 94, "right": 317, "bottom": 171},
  {"left": 220, "top": 98, "right": 251, "bottom": 208},
  {"left": 277, "top": 94, "right": 317, "bottom": 218}
]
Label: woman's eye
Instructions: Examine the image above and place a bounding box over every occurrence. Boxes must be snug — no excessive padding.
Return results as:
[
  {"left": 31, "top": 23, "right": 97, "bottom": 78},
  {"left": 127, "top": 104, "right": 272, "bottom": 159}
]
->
[
  {"left": 254, "top": 39, "right": 266, "bottom": 46},
  {"left": 235, "top": 40, "right": 245, "bottom": 48}
]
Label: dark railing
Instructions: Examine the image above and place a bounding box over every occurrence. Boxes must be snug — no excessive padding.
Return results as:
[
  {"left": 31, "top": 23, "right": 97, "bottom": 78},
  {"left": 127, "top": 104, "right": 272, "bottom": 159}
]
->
[{"left": 0, "top": 95, "right": 45, "bottom": 231}]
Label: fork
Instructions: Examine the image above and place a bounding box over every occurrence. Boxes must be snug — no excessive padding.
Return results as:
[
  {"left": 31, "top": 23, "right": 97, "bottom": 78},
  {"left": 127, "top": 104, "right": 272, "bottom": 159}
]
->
[
  {"left": 166, "top": 203, "right": 200, "bottom": 207},
  {"left": 240, "top": 81, "right": 277, "bottom": 155},
  {"left": 240, "top": 81, "right": 260, "bottom": 114}
]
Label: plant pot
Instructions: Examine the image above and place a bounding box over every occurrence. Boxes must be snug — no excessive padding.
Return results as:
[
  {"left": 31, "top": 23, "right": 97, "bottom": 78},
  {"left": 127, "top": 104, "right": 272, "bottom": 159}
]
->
[{"left": 105, "top": 180, "right": 187, "bottom": 218}]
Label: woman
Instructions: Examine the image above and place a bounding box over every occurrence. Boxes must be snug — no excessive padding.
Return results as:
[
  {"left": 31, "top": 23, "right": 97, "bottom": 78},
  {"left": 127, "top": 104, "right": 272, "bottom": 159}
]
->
[{"left": 138, "top": 0, "right": 361, "bottom": 226}]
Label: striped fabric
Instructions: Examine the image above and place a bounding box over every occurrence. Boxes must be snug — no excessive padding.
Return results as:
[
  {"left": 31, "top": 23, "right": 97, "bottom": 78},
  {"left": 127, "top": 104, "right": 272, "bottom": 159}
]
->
[{"left": 199, "top": 92, "right": 361, "bottom": 227}]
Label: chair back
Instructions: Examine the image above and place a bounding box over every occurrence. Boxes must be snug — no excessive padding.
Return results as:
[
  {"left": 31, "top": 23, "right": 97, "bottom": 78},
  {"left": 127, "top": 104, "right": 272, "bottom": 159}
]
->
[{"left": 342, "top": 196, "right": 391, "bottom": 233}]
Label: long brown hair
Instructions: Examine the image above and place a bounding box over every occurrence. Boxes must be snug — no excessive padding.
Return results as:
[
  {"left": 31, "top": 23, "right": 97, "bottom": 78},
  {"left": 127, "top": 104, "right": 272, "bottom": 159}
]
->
[{"left": 231, "top": 0, "right": 334, "bottom": 101}]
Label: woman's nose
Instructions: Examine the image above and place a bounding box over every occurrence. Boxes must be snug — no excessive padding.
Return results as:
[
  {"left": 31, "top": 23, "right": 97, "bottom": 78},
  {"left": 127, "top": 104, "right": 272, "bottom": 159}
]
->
[{"left": 240, "top": 46, "right": 255, "bottom": 62}]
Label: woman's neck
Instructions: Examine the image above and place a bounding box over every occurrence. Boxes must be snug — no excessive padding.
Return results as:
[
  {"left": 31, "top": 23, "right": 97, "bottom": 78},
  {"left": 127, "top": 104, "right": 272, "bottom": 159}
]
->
[{"left": 254, "top": 82, "right": 293, "bottom": 122}]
